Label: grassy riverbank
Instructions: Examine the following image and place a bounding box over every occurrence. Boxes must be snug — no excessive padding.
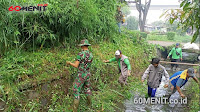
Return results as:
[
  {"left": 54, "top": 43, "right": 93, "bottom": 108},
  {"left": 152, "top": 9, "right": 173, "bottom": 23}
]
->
[
  {"left": 185, "top": 77, "right": 200, "bottom": 112},
  {"left": 0, "top": 33, "right": 157, "bottom": 111}
]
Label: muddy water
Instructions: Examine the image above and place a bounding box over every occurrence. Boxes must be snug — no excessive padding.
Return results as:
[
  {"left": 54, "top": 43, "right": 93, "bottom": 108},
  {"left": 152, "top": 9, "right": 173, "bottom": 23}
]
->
[{"left": 124, "top": 64, "right": 192, "bottom": 112}]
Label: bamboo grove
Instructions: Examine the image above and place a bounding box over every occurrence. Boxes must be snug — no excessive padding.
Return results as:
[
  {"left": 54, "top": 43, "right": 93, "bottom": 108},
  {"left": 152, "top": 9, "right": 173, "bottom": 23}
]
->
[{"left": 0, "top": 0, "right": 119, "bottom": 55}]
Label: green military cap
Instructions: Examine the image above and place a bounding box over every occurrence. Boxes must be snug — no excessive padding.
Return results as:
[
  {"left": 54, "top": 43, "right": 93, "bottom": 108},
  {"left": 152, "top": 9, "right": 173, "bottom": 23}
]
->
[{"left": 79, "top": 39, "right": 91, "bottom": 46}]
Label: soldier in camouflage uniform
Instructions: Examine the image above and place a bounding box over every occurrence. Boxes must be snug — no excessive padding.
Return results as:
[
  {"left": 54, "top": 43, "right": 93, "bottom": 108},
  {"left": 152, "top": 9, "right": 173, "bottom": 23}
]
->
[{"left": 67, "top": 39, "right": 93, "bottom": 112}]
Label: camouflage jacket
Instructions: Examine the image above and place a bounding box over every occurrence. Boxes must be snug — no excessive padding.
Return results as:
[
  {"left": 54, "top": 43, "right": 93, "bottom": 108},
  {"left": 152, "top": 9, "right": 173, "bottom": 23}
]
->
[
  {"left": 116, "top": 11, "right": 123, "bottom": 22},
  {"left": 76, "top": 50, "right": 93, "bottom": 73}
]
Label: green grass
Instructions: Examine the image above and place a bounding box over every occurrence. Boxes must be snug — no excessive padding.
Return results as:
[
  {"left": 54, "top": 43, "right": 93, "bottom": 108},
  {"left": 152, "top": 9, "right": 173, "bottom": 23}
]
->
[
  {"left": 147, "top": 34, "right": 193, "bottom": 43},
  {"left": 184, "top": 77, "right": 200, "bottom": 112},
  {"left": 0, "top": 34, "right": 156, "bottom": 111},
  {"left": 0, "top": 31, "right": 199, "bottom": 111}
]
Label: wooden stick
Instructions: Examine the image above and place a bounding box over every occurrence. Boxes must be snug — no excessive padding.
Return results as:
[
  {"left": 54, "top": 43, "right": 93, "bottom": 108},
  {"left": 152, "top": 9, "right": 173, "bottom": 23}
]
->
[
  {"left": 149, "top": 60, "right": 199, "bottom": 66},
  {"left": 159, "top": 61, "right": 199, "bottom": 66}
]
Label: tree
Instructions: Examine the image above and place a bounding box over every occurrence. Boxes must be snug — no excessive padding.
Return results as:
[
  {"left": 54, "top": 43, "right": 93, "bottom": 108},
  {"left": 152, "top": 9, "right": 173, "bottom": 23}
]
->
[
  {"left": 151, "top": 20, "right": 186, "bottom": 35},
  {"left": 151, "top": 20, "right": 165, "bottom": 27},
  {"left": 126, "top": 16, "right": 139, "bottom": 30},
  {"left": 121, "top": 6, "right": 131, "bottom": 16},
  {"left": 135, "top": 0, "right": 151, "bottom": 32},
  {"left": 161, "top": 0, "right": 200, "bottom": 43},
  {"left": 165, "top": 21, "right": 185, "bottom": 36}
]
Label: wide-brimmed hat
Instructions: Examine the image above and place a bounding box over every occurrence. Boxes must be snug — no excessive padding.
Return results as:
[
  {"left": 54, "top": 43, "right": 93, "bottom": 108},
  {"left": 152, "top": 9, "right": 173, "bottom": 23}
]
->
[{"left": 78, "top": 39, "right": 91, "bottom": 46}]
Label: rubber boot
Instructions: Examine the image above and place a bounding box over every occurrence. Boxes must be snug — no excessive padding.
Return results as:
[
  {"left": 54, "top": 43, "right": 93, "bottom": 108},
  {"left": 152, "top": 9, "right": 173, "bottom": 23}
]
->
[
  {"left": 72, "top": 99, "right": 80, "bottom": 112},
  {"left": 86, "top": 95, "right": 92, "bottom": 107}
]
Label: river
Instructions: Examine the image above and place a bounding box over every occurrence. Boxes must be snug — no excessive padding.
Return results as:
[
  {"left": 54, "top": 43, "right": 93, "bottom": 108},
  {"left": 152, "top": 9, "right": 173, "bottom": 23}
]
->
[{"left": 124, "top": 64, "right": 193, "bottom": 112}]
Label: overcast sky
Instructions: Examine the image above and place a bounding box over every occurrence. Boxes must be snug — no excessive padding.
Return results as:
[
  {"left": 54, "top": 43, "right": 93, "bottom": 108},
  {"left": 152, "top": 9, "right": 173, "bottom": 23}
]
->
[
  {"left": 127, "top": 0, "right": 180, "bottom": 5},
  {"left": 127, "top": 0, "right": 181, "bottom": 24},
  {"left": 150, "top": 0, "right": 180, "bottom": 5}
]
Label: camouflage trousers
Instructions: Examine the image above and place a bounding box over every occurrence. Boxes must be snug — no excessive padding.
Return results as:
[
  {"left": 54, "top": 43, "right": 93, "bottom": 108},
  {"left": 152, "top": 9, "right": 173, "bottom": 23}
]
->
[{"left": 72, "top": 72, "right": 92, "bottom": 99}]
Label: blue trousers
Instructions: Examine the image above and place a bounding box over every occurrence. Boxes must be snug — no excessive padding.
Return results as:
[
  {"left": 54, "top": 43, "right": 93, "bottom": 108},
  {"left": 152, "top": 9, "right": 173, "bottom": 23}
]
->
[
  {"left": 148, "top": 86, "right": 157, "bottom": 97},
  {"left": 117, "top": 22, "right": 121, "bottom": 33}
]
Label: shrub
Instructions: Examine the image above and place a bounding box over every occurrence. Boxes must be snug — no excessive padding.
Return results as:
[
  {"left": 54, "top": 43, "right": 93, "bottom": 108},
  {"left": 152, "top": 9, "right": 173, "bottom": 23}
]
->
[
  {"left": 140, "top": 32, "right": 148, "bottom": 39},
  {"left": 147, "top": 34, "right": 167, "bottom": 41},
  {"left": 123, "top": 30, "right": 148, "bottom": 42},
  {"left": 123, "top": 30, "right": 140, "bottom": 43},
  {"left": 131, "top": 30, "right": 140, "bottom": 38},
  {"left": 126, "top": 16, "right": 139, "bottom": 30},
  {"left": 167, "top": 32, "right": 176, "bottom": 40},
  {"left": 150, "top": 31, "right": 159, "bottom": 35}
]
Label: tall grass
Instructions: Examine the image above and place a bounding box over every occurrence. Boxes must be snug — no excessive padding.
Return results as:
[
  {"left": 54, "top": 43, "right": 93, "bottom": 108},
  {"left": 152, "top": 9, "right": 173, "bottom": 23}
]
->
[
  {"left": 0, "top": 33, "right": 157, "bottom": 111},
  {"left": 0, "top": 0, "right": 160, "bottom": 111},
  {"left": 185, "top": 78, "right": 200, "bottom": 112},
  {"left": 0, "top": 0, "right": 118, "bottom": 55}
]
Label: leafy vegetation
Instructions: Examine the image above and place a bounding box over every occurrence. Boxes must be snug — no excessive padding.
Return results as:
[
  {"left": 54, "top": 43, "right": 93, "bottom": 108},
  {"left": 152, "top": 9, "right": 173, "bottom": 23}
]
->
[
  {"left": 184, "top": 77, "right": 200, "bottom": 112},
  {"left": 147, "top": 34, "right": 194, "bottom": 43},
  {"left": 124, "top": 30, "right": 148, "bottom": 42},
  {"left": 161, "top": 0, "right": 200, "bottom": 43},
  {"left": 140, "top": 32, "right": 148, "bottom": 39},
  {"left": 0, "top": 0, "right": 199, "bottom": 111},
  {"left": 0, "top": 0, "right": 118, "bottom": 55},
  {"left": 121, "top": 5, "right": 131, "bottom": 16},
  {"left": 126, "top": 16, "right": 139, "bottom": 30},
  {"left": 151, "top": 21, "right": 186, "bottom": 36},
  {"left": 167, "top": 32, "right": 176, "bottom": 40},
  {"left": 0, "top": 32, "right": 157, "bottom": 111}
]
